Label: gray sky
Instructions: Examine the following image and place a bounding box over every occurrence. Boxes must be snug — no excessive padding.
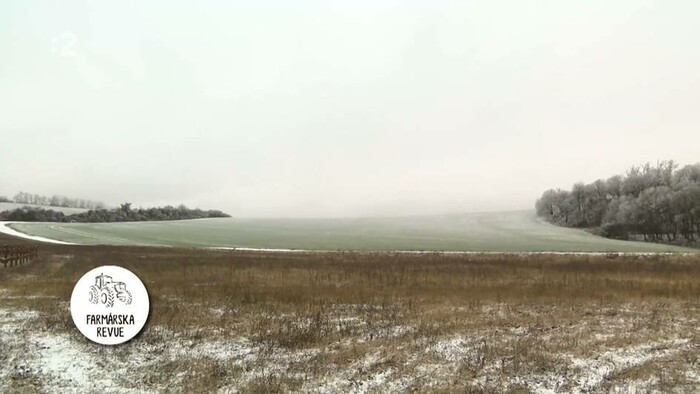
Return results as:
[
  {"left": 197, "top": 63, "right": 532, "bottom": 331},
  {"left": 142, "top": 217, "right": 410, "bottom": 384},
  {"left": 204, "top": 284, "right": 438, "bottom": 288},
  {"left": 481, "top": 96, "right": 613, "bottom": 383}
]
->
[{"left": 2, "top": 0, "right": 699, "bottom": 218}]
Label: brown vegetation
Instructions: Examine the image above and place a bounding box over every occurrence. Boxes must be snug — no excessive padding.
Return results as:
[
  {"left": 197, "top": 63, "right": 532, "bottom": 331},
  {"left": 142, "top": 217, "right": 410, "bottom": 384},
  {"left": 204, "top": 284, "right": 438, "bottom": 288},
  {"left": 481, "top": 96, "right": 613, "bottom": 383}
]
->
[{"left": 1, "top": 234, "right": 699, "bottom": 392}]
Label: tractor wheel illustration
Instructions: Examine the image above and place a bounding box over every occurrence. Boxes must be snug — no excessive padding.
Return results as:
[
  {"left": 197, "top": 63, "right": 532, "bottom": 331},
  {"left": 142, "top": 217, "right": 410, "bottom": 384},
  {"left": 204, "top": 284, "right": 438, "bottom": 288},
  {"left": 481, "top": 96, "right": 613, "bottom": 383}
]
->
[
  {"left": 118, "top": 289, "right": 132, "bottom": 305},
  {"left": 100, "top": 286, "right": 115, "bottom": 308},
  {"left": 88, "top": 285, "right": 99, "bottom": 304}
]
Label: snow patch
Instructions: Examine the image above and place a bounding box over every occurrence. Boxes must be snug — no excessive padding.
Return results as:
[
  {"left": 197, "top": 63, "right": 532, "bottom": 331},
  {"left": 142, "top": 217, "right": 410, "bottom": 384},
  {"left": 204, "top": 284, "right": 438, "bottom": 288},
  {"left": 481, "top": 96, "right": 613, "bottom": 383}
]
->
[
  {"left": 568, "top": 338, "right": 691, "bottom": 391},
  {"left": 427, "top": 336, "right": 480, "bottom": 363},
  {"left": 0, "top": 221, "right": 75, "bottom": 244}
]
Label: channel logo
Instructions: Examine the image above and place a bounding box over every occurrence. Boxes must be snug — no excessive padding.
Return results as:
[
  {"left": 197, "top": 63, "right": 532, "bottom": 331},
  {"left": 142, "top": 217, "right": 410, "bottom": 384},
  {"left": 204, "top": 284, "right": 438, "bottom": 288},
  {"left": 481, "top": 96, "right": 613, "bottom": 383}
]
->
[{"left": 70, "top": 265, "right": 149, "bottom": 345}]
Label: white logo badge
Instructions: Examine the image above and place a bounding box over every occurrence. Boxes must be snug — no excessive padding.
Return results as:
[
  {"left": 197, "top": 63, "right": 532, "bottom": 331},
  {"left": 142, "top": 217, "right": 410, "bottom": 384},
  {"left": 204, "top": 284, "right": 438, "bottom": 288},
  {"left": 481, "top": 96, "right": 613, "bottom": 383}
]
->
[{"left": 70, "top": 265, "right": 149, "bottom": 345}]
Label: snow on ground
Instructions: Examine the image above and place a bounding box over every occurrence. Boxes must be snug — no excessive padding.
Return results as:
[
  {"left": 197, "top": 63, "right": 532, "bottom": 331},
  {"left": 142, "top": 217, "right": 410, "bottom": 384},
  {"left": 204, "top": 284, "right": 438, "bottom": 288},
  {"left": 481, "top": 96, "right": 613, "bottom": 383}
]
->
[
  {"left": 568, "top": 338, "right": 692, "bottom": 392},
  {"left": 1, "top": 299, "right": 698, "bottom": 393},
  {"left": 0, "top": 221, "right": 75, "bottom": 244},
  {"left": 427, "top": 335, "right": 484, "bottom": 363},
  {"left": 0, "top": 308, "right": 38, "bottom": 334},
  {"left": 1, "top": 220, "right": 694, "bottom": 255},
  {"left": 0, "top": 307, "right": 152, "bottom": 393},
  {"left": 1, "top": 304, "right": 336, "bottom": 393},
  {"left": 166, "top": 334, "right": 261, "bottom": 364},
  {"left": 213, "top": 246, "right": 696, "bottom": 256},
  {"left": 308, "top": 351, "right": 408, "bottom": 394}
]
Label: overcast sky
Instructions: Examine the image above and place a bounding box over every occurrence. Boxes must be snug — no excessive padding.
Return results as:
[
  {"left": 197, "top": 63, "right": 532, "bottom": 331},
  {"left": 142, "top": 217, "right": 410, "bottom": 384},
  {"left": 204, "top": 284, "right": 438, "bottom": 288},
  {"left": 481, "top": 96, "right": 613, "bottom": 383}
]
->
[{"left": 1, "top": 1, "right": 699, "bottom": 217}]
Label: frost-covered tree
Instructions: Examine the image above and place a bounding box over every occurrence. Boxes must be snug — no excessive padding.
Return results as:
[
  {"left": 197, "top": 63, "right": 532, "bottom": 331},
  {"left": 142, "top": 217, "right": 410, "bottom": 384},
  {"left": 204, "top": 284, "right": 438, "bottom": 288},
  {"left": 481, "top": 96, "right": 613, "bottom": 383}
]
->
[{"left": 536, "top": 161, "right": 700, "bottom": 243}]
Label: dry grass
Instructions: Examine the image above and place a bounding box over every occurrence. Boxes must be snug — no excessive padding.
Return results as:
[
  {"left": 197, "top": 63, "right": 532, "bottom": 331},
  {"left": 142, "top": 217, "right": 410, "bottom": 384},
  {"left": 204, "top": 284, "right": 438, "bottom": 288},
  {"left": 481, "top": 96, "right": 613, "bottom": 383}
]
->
[{"left": 1, "top": 236, "right": 699, "bottom": 393}]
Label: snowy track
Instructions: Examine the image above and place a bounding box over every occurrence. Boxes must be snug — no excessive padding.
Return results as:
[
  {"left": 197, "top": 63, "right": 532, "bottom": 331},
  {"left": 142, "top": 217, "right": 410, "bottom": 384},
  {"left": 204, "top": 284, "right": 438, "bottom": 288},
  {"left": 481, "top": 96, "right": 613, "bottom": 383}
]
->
[{"left": 0, "top": 222, "right": 75, "bottom": 245}]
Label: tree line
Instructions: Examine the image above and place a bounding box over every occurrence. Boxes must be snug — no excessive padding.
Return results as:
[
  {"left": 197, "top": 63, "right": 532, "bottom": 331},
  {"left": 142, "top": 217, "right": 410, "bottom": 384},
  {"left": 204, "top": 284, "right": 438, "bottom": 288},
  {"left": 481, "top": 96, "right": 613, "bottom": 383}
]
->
[
  {"left": 536, "top": 161, "right": 700, "bottom": 243},
  {"left": 10, "top": 191, "right": 106, "bottom": 210},
  {"left": 0, "top": 203, "right": 230, "bottom": 223}
]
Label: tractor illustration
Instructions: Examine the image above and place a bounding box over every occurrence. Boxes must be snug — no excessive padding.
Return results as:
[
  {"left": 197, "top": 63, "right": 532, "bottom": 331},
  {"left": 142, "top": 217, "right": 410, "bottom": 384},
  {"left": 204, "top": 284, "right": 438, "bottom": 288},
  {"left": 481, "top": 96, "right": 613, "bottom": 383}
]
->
[{"left": 88, "top": 274, "right": 132, "bottom": 307}]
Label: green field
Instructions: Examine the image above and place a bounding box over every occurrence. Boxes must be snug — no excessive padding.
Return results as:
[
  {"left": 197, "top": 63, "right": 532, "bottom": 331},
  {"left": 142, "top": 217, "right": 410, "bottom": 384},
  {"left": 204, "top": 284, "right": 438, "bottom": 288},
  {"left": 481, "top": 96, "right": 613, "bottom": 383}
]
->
[{"left": 5, "top": 210, "right": 696, "bottom": 252}]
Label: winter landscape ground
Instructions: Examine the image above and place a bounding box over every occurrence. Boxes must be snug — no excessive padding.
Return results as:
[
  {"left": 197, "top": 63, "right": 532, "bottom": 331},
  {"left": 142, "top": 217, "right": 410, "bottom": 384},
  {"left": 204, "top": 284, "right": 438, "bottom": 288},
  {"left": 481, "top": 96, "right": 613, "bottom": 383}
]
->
[
  {"left": 4, "top": 0, "right": 700, "bottom": 392},
  {"left": 4, "top": 210, "right": 695, "bottom": 252},
  {"left": 0, "top": 231, "right": 698, "bottom": 393}
]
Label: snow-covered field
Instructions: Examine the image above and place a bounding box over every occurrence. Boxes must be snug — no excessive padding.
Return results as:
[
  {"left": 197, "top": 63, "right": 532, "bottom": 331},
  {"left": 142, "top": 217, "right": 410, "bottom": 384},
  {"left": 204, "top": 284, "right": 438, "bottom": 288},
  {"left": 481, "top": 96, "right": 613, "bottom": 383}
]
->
[
  {"left": 2, "top": 297, "right": 698, "bottom": 393},
  {"left": 2, "top": 246, "right": 698, "bottom": 393},
  {"left": 0, "top": 222, "right": 75, "bottom": 244},
  {"left": 6, "top": 210, "right": 697, "bottom": 252}
]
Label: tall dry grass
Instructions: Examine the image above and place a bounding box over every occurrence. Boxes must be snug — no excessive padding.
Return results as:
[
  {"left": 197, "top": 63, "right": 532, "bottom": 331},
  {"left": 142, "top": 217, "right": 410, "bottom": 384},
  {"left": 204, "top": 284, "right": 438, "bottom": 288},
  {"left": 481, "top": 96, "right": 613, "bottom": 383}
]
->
[
  {"left": 1, "top": 237, "right": 699, "bottom": 392},
  {"left": 2, "top": 243, "right": 698, "bottom": 338}
]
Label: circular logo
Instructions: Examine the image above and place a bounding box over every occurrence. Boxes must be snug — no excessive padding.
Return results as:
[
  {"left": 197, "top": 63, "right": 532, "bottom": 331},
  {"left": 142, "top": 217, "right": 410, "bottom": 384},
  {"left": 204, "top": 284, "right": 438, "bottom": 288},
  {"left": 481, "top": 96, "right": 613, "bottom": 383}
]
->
[{"left": 70, "top": 265, "right": 149, "bottom": 345}]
